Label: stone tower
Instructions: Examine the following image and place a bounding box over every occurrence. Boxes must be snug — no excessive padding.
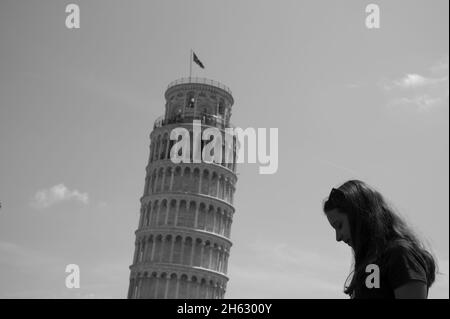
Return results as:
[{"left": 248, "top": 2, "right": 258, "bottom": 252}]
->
[{"left": 127, "top": 78, "right": 238, "bottom": 299}]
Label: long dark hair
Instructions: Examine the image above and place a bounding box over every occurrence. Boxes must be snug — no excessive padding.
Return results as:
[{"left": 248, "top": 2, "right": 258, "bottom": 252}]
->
[{"left": 323, "top": 180, "right": 436, "bottom": 296}]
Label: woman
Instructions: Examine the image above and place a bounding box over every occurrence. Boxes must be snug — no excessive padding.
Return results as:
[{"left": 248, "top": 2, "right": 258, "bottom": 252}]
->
[{"left": 323, "top": 180, "right": 437, "bottom": 299}]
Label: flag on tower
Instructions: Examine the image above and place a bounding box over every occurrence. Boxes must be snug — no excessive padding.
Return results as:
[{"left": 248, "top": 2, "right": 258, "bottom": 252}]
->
[{"left": 193, "top": 52, "right": 205, "bottom": 69}]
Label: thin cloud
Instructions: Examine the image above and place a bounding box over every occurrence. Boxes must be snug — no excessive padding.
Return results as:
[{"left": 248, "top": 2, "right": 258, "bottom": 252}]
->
[
  {"left": 31, "top": 184, "right": 89, "bottom": 209},
  {"left": 382, "top": 73, "right": 448, "bottom": 91},
  {"left": 387, "top": 94, "right": 444, "bottom": 112},
  {"left": 395, "top": 74, "right": 434, "bottom": 89},
  {"left": 380, "top": 56, "right": 449, "bottom": 112}
]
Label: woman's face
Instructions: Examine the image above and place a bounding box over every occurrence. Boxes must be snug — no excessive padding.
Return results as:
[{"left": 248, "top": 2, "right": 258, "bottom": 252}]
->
[{"left": 326, "top": 208, "right": 352, "bottom": 247}]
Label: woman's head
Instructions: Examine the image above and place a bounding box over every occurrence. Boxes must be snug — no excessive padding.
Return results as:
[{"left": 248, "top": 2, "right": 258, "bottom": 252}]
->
[
  {"left": 323, "top": 180, "right": 436, "bottom": 294},
  {"left": 325, "top": 207, "right": 352, "bottom": 247},
  {"left": 323, "top": 180, "right": 394, "bottom": 258}
]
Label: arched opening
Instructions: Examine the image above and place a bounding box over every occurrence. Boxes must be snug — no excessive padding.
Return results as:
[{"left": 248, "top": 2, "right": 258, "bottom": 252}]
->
[
  {"left": 206, "top": 206, "right": 215, "bottom": 232},
  {"left": 164, "top": 167, "right": 172, "bottom": 191},
  {"left": 173, "top": 166, "right": 182, "bottom": 191},
  {"left": 156, "top": 273, "right": 167, "bottom": 299},
  {"left": 149, "top": 272, "right": 157, "bottom": 298},
  {"left": 177, "top": 200, "right": 187, "bottom": 227},
  {"left": 156, "top": 168, "right": 164, "bottom": 193},
  {"left": 146, "top": 203, "right": 152, "bottom": 226},
  {"left": 167, "top": 199, "right": 176, "bottom": 226},
  {"left": 201, "top": 170, "right": 209, "bottom": 194},
  {"left": 154, "top": 235, "right": 163, "bottom": 263},
  {"left": 183, "top": 237, "right": 193, "bottom": 265},
  {"left": 216, "top": 208, "right": 222, "bottom": 235},
  {"left": 182, "top": 167, "right": 191, "bottom": 192},
  {"left": 179, "top": 274, "right": 189, "bottom": 299},
  {"left": 186, "top": 92, "right": 195, "bottom": 109},
  {"left": 173, "top": 236, "right": 183, "bottom": 264},
  {"left": 150, "top": 200, "right": 159, "bottom": 226},
  {"left": 154, "top": 135, "right": 161, "bottom": 161},
  {"left": 210, "top": 172, "right": 218, "bottom": 197},
  {"left": 193, "top": 238, "right": 202, "bottom": 267},
  {"left": 158, "top": 199, "right": 167, "bottom": 226},
  {"left": 203, "top": 241, "right": 211, "bottom": 269},
  {"left": 147, "top": 236, "right": 153, "bottom": 262},
  {"left": 162, "top": 235, "right": 171, "bottom": 263},
  {"left": 161, "top": 133, "right": 168, "bottom": 159},
  {"left": 190, "top": 276, "right": 199, "bottom": 299},
  {"left": 151, "top": 170, "right": 157, "bottom": 194},
  {"left": 198, "top": 203, "right": 206, "bottom": 230},
  {"left": 167, "top": 273, "right": 177, "bottom": 299},
  {"left": 193, "top": 168, "right": 200, "bottom": 192}
]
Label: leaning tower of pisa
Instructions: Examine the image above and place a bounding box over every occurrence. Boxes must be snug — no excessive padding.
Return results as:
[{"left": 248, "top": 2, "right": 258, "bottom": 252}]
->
[{"left": 127, "top": 78, "right": 238, "bottom": 299}]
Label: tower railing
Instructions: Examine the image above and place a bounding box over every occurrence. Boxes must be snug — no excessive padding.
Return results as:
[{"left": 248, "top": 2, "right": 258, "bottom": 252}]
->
[
  {"left": 154, "top": 113, "right": 235, "bottom": 130},
  {"left": 167, "top": 77, "right": 232, "bottom": 96}
]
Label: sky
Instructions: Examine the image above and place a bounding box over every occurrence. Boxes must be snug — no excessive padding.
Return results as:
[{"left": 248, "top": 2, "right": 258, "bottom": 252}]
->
[{"left": 0, "top": 0, "right": 448, "bottom": 298}]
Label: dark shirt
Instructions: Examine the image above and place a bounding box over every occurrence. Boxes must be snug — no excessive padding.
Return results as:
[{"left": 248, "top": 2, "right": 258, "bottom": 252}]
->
[{"left": 353, "top": 240, "right": 428, "bottom": 299}]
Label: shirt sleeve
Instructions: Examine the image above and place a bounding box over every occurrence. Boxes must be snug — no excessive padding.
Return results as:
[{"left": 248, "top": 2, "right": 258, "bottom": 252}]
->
[{"left": 386, "top": 243, "right": 428, "bottom": 290}]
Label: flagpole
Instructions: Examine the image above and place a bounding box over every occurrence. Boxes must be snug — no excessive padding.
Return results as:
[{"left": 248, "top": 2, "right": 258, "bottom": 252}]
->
[{"left": 189, "top": 49, "right": 193, "bottom": 82}]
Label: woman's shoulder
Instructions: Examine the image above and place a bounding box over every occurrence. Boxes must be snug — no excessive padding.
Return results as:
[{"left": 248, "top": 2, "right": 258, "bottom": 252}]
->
[
  {"left": 384, "top": 238, "right": 415, "bottom": 254},
  {"left": 381, "top": 238, "right": 424, "bottom": 267},
  {"left": 380, "top": 239, "right": 428, "bottom": 289}
]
